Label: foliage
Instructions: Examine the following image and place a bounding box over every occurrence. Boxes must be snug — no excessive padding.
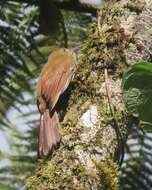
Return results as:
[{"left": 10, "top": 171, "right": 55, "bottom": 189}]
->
[
  {"left": 0, "top": 1, "right": 39, "bottom": 127},
  {"left": 0, "top": 0, "right": 152, "bottom": 190},
  {"left": 121, "top": 61, "right": 152, "bottom": 189},
  {"left": 120, "top": 125, "right": 152, "bottom": 190},
  {"left": 0, "top": 2, "right": 42, "bottom": 187},
  {"left": 122, "top": 62, "right": 152, "bottom": 132}
]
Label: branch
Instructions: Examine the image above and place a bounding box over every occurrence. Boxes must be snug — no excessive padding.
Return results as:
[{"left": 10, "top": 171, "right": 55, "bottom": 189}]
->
[
  {"left": 55, "top": 0, "right": 97, "bottom": 15},
  {"left": 9, "top": 0, "right": 98, "bottom": 15},
  {"left": 104, "top": 69, "right": 124, "bottom": 167}
]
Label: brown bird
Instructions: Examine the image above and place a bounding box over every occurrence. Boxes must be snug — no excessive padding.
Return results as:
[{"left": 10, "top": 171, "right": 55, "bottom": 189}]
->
[{"left": 37, "top": 48, "right": 76, "bottom": 159}]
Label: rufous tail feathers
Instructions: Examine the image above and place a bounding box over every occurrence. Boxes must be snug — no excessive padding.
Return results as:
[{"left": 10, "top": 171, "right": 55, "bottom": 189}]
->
[{"left": 38, "top": 109, "right": 61, "bottom": 159}]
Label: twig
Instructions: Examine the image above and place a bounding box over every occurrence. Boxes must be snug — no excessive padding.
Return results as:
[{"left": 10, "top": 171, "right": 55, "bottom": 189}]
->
[{"left": 104, "top": 68, "right": 124, "bottom": 167}]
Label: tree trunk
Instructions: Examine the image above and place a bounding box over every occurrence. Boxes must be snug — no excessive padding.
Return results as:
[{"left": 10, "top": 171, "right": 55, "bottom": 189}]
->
[{"left": 26, "top": 0, "right": 152, "bottom": 189}]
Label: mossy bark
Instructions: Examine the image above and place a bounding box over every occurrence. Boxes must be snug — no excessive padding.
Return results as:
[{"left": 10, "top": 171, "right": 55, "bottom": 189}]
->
[{"left": 26, "top": 0, "right": 152, "bottom": 189}]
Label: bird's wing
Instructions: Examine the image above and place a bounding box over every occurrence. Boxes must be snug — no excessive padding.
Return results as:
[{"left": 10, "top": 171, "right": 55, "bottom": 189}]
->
[{"left": 37, "top": 57, "right": 75, "bottom": 111}]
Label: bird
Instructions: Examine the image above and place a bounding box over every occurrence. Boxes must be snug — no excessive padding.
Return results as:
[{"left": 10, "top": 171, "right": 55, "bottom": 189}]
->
[{"left": 37, "top": 48, "right": 76, "bottom": 159}]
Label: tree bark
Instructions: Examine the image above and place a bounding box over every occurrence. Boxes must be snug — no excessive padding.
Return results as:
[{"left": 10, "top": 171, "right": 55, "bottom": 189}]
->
[{"left": 26, "top": 0, "right": 152, "bottom": 189}]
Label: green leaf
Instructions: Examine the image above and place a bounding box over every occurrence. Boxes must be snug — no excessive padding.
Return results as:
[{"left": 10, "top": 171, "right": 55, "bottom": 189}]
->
[
  {"left": 122, "top": 62, "right": 152, "bottom": 131},
  {"left": 140, "top": 121, "right": 152, "bottom": 133},
  {"left": 122, "top": 61, "right": 152, "bottom": 90}
]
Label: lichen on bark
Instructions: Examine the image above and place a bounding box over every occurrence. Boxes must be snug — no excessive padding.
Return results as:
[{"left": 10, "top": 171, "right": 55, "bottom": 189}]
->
[{"left": 26, "top": 0, "right": 152, "bottom": 189}]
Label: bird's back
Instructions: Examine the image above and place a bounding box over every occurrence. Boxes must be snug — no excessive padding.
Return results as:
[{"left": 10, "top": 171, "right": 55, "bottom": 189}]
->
[{"left": 37, "top": 48, "right": 76, "bottom": 111}]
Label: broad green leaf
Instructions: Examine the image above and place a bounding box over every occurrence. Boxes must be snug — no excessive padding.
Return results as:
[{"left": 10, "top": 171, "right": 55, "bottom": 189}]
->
[
  {"left": 122, "top": 62, "right": 152, "bottom": 131},
  {"left": 122, "top": 61, "right": 152, "bottom": 90}
]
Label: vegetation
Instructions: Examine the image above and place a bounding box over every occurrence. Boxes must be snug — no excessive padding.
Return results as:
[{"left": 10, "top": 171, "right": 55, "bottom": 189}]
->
[
  {"left": 0, "top": 0, "right": 152, "bottom": 189},
  {"left": 122, "top": 62, "right": 152, "bottom": 130}
]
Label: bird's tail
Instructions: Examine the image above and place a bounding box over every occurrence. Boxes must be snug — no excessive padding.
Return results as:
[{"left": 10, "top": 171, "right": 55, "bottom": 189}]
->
[{"left": 38, "top": 109, "right": 61, "bottom": 159}]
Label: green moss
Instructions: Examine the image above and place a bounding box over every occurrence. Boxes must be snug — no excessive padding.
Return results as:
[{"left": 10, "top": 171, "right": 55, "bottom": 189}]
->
[
  {"left": 26, "top": 150, "right": 76, "bottom": 190},
  {"left": 125, "top": 1, "right": 145, "bottom": 13},
  {"left": 26, "top": 152, "right": 97, "bottom": 190},
  {"left": 27, "top": 143, "right": 119, "bottom": 190},
  {"left": 93, "top": 159, "right": 119, "bottom": 190}
]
